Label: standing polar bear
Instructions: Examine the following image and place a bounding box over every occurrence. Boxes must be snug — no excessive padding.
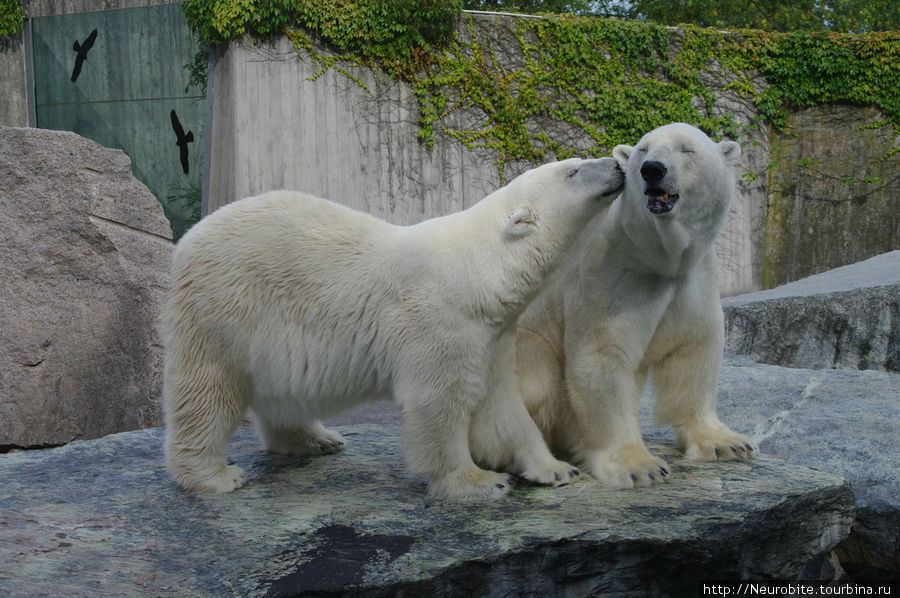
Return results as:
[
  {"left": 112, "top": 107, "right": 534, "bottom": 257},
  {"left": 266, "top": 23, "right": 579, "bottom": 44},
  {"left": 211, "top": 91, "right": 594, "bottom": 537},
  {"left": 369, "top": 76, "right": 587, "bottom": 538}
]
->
[
  {"left": 163, "top": 157, "right": 624, "bottom": 500},
  {"left": 517, "top": 123, "right": 757, "bottom": 488}
]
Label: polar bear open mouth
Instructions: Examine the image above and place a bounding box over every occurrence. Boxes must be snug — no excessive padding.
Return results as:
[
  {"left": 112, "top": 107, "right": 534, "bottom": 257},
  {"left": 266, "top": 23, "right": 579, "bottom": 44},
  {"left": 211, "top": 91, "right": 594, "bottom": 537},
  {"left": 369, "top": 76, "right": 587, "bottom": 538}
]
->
[{"left": 645, "top": 189, "right": 680, "bottom": 214}]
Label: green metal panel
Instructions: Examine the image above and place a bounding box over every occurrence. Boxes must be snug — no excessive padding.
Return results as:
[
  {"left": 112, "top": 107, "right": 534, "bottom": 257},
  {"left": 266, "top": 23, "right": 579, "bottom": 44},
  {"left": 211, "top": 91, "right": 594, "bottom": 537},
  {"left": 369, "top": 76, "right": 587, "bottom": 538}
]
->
[{"left": 32, "top": 4, "right": 203, "bottom": 240}]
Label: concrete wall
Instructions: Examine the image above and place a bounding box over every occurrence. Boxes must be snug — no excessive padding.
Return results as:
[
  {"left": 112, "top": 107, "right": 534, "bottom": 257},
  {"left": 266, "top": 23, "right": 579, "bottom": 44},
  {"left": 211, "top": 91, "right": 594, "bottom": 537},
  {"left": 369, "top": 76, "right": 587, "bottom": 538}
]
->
[
  {"left": 0, "top": 33, "right": 29, "bottom": 127},
  {"left": 765, "top": 105, "right": 900, "bottom": 287},
  {"left": 206, "top": 14, "right": 765, "bottom": 295},
  {"left": 207, "top": 36, "right": 501, "bottom": 226},
  {"left": 206, "top": 13, "right": 898, "bottom": 295},
  {"left": 8, "top": 7, "right": 894, "bottom": 293}
]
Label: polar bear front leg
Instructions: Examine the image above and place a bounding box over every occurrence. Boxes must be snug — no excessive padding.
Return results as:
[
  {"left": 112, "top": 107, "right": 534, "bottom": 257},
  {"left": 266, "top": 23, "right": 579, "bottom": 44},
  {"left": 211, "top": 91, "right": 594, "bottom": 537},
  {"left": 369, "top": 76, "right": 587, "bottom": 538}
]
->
[
  {"left": 397, "top": 374, "right": 513, "bottom": 501},
  {"left": 652, "top": 337, "right": 758, "bottom": 462},
  {"left": 567, "top": 345, "right": 671, "bottom": 488},
  {"left": 470, "top": 336, "right": 581, "bottom": 487}
]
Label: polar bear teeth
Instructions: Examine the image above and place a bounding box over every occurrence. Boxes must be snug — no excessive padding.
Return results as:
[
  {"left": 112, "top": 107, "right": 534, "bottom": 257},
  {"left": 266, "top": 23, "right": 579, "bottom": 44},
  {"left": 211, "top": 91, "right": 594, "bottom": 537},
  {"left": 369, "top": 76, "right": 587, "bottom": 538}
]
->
[{"left": 645, "top": 190, "right": 680, "bottom": 214}]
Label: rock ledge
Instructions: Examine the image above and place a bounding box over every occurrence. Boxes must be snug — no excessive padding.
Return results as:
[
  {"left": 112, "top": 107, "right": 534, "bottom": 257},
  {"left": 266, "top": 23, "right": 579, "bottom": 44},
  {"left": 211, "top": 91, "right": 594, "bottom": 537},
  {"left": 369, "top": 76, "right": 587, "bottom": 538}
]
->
[
  {"left": 723, "top": 251, "right": 899, "bottom": 372},
  {"left": 1, "top": 424, "right": 853, "bottom": 597}
]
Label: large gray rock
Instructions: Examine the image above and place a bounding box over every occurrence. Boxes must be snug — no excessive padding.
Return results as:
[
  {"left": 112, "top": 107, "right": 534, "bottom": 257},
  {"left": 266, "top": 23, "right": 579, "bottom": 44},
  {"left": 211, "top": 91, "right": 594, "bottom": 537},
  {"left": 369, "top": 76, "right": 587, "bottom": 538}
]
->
[
  {"left": 642, "top": 356, "right": 899, "bottom": 578},
  {"left": 722, "top": 251, "right": 900, "bottom": 372},
  {"left": 717, "top": 253, "right": 899, "bottom": 576},
  {"left": 0, "top": 126, "right": 172, "bottom": 449},
  {"left": 0, "top": 423, "right": 853, "bottom": 597}
]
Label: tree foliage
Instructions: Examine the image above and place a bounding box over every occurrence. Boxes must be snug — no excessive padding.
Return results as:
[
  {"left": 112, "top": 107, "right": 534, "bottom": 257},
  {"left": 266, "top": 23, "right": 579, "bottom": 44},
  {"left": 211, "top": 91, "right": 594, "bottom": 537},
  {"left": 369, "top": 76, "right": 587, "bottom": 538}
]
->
[
  {"left": 182, "top": 0, "right": 462, "bottom": 62},
  {"left": 470, "top": 0, "right": 900, "bottom": 32},
  {"left": 463, "top": 0, "right": 593, "bottom": 14}
]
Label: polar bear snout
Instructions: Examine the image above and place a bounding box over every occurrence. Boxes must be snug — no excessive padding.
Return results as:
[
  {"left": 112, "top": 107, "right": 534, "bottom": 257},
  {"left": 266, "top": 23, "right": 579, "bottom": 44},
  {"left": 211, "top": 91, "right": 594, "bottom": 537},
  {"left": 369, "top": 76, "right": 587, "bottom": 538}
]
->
[
  {"left": 581, "top": 157, "right": 625, "bottom": 200},
  {"left": 640, "top": 160, "right": 667, "bottom": 182},
  {"left": 638, "top": 158, "right": 680, "bottom": 215}
]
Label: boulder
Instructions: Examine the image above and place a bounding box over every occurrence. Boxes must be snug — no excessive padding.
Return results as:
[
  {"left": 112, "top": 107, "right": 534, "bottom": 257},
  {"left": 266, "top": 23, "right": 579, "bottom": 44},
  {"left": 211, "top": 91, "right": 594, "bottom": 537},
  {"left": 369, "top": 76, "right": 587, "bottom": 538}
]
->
[
  {"left": 722, "top": 251, "right": 900, "bottom": 372},
  {"left": 0, "top": 423, "right": 854, "bottom": 597},
  {"left": 715, "top": 253, "right": 900, "bottom": 577},
  {"left": 0, "top": 126, "right": 172, "bottom": 449},
  {"left": 640, "top": 358, "right": 898, "bottom": 579}
]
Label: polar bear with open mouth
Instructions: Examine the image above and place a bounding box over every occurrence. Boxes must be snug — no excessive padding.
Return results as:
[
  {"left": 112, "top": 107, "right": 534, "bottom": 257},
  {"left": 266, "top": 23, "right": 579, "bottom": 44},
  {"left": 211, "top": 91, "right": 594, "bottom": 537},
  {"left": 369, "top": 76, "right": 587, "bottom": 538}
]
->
[{"left": 517, "top": 123, "right": 757, "bottom": 488}]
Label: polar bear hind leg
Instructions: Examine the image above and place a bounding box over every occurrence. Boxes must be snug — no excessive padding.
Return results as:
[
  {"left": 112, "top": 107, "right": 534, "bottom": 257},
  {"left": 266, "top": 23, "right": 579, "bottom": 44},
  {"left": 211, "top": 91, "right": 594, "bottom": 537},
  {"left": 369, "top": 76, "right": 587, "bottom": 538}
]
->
[{"left": 164, "top": 360, "right": 249, "bottom": 493}]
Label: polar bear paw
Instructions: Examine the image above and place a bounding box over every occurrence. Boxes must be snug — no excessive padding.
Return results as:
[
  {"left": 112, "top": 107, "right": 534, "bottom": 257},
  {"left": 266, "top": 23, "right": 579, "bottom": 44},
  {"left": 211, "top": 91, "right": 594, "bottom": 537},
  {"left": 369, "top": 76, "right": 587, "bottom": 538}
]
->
[
  {"left": 584, "top": 444, "right": 671, "bottom": 489},
  {"left": 679, "top": 421, "right": 758, "bottom": 462},
  {"left": 520, "top": 458, "right": 582, "bottom": 487},
  {"left": 178, "top": 464, "right": 249, "bottom": 494},
  {"left": 428, "top": 466, "right": 514, "bottom": 501},
  {"left": 260, "top": 422, "right": 346, "bottom": 457},
  {"left": 306, "top": 425, "right": 346, "bottom": 454}
]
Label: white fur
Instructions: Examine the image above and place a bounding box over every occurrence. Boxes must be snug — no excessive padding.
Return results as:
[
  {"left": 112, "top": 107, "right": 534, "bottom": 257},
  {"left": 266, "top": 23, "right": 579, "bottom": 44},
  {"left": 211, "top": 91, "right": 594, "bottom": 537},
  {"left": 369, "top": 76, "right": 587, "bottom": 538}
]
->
[
  {"left": 162, "top": 158, "right": 624, "bottom": 500},
  {"left": 517, "top": 123, "right": 757, "bottom": 489}
]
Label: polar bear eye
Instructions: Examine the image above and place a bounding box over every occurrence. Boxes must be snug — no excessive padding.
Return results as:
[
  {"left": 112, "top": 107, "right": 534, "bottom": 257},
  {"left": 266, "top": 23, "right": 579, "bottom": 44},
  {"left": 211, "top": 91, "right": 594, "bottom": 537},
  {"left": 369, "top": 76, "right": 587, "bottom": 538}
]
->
[
  {"left": 680, "top": 145, "right": 694, "bottom": 153},
  {"left": 567, "top": 167, "right": 580, "bottom": 178},
  {"left": 637, "top": 146, "right": 647, "bottom": 153}
]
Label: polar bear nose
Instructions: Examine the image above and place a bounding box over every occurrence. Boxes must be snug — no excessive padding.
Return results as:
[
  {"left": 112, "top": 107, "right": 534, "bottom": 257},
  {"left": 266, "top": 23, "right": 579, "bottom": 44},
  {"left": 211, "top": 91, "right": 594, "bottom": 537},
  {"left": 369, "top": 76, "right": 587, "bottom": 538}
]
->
[{"left": 640, "top": 160, "right": 667, "bottom": 182}]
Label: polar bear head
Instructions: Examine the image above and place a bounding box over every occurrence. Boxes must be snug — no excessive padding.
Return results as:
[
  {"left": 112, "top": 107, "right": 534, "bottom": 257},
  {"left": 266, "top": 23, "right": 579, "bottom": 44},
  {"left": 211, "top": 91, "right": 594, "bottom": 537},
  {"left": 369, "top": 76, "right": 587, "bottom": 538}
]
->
[
  {"left": 498, "top": 157, "right": 624, "bottom": 240},
  {"left": 447, "top": 157, "right": 623, "bottom": 323},
  {"left": 612, "top": 122, "right": 741, "bottom": 224}
]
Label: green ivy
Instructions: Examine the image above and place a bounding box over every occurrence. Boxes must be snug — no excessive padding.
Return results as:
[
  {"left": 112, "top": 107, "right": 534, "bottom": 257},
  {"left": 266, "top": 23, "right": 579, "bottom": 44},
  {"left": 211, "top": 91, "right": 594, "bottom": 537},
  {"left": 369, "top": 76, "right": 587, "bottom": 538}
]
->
[
  {"left": 181, "top": 2, "right": 900, "bottom": 174},
  {"left": 0, "top": 0, "right": 25, "bottom": 38},
  {"left": 753, "top": 30, "right": 900, "bottom": 135},
  {"left": 182, "top": 0, "right": 461, "bottom": 73},
  {"left": 412, "top": 16, "right": 745, "bottom": 172}
]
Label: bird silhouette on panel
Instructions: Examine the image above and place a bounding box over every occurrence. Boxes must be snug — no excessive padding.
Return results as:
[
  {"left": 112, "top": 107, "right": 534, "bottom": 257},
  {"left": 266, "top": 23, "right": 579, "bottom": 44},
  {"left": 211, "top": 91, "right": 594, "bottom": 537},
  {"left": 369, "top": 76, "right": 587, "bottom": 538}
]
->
[
  {"left": 170, "top": 110, "right": 194, "bottom": 175},
  {"left": 71, "top": 28, "right": 98, "bottom": 82}
]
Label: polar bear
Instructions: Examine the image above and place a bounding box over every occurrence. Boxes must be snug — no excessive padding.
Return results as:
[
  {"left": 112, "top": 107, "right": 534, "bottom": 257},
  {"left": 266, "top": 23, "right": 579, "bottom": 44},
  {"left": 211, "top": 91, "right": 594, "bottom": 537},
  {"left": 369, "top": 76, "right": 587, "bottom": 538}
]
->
[
  {"left": 163, "top": 157, "right": 624, "bottom": 500},
  {"left": 517, "top": 123, "right": 757, "bottom": 488}
]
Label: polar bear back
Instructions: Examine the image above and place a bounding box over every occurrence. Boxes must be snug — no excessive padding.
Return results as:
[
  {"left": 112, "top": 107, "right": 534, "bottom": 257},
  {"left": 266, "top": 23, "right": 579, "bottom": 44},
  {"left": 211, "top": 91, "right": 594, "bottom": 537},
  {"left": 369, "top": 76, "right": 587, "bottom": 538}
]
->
[{"left": 165, "top": 191, "right": 410, "bottom": 412}]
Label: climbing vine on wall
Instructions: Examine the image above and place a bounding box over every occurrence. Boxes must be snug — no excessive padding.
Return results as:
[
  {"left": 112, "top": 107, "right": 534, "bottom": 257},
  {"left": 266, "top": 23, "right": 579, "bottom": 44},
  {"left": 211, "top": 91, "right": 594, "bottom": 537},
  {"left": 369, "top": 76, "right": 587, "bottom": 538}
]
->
[
  {"left": 0, "top": 0, "right": 25, "bottom": 38},
  {"left": 409, "top": 15, "right": 747, "bottom": 174},
  {"left": 182, "top": 0, "right": 461, "bottom": 72},
  {"left": 182, "top": 1, "right": 900, "bottom": 174},
  {"left": 752, "top": 30, "right": 900, "bottom": 139}
]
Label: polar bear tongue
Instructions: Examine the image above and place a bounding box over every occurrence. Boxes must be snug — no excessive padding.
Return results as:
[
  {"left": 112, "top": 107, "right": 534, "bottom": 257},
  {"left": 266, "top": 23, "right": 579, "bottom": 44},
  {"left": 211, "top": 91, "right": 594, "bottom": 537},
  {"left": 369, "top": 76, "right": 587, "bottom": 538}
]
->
[{"left": 645, "top": 190, "right": 679, "bottom": 214}]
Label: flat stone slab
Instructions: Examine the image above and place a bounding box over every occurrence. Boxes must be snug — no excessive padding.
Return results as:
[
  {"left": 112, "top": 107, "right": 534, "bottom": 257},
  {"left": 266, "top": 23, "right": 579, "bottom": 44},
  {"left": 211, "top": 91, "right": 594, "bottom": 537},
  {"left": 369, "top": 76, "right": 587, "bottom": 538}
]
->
[
  {"left": 641, "top": 355, "right": 899, "bottom": 578},
  {"left": 727, "top": 251, "right": 900, "bottom": 304},
  {"left": 722, "top": 251, "right": 900, "bottom": 372},
  {"left": 1, "top": 423, "right": 853, "bottom": 597}
]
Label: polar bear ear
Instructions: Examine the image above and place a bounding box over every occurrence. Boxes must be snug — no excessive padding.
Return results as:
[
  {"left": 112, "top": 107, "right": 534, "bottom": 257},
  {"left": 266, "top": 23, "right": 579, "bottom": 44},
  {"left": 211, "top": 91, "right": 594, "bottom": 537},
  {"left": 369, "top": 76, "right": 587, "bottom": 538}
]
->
[
  {"left": 505, "top": 207, "right": 538, "bottom": 237},
  {"left": 612, "top": 144, "right": 633, "bottom": 169},
  {"left": 719, "top": 140, "right": 741, "bottom": 163}
]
